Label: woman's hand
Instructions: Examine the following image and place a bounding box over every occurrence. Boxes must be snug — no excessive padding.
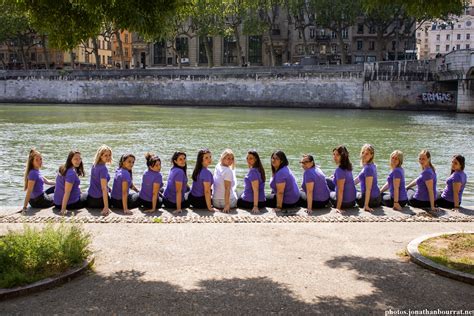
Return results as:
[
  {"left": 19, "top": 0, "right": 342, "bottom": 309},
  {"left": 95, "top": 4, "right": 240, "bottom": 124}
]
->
[
  {"left": 305, "top": 208, "right": 313, "bottom": 215},
  {"left": 101, "top": 207, "right": 111, "bottom": 216},
  {"left": 222, "top": 205, "right": 231, "bottom": 213},
  {"left": 393, "top": 202, "right": 402, "bottom": 211},
  {"left": 251, "top": 206, "right": 260, "bottom": 214}
]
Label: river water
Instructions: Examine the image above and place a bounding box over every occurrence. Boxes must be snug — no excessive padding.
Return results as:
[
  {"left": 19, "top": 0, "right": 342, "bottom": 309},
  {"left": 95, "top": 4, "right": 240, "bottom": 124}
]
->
[{"left": 1, "top": 105, "right": 473, "bottom": 206}]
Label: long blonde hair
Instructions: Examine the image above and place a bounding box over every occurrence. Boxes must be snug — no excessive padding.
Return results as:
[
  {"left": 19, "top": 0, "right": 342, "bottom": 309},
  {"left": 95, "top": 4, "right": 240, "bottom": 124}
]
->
[
  {"left": 24, "top": 149, "right": 41, "bottom": 190},
  {"left": 219, "top": 149, "right": 235, "bottom": 170},
  {"left": 419, "top": 149, "right": 435, "bottom": 172},
  {"left": 93, "top": 145, "right": 113, "bottom": 166},
  {"left": 360, "top": 144, "right": 375, "bottom": 165}
]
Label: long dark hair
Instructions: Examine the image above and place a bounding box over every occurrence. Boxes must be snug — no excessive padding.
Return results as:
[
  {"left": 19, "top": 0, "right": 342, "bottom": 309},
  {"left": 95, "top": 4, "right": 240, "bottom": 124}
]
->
[
  {"left": 145, "top": 152, "right": 161, "bottom": 169},
  {"left": 248, "top": 150, "right": 266, "bottom": 182},
  {"left": 271, "top": 150, "right": 289, "bottom": 175},
  {"left": 333, "top": 145, "right": 352, "bottom": 171},
  {"left": 59, "top": 150, "right": 85, "bottom": 177},
  {"left": 171, "top": 151, "right": 187, "bottom": 174},
  {"left": 192, "top": 148, "right": 211, "bottom": 182},
  {"left": 24, "top": 148, "right": 41, "bottom": 190},
  {"left": 119, "top": 153, "right": 136, "bottom": 181},
  {"left": 302, "top": 154, "right": 316, "bottom": 168},
  {"left": 451, "top": 154, "right": 465, "bottom": 174}
]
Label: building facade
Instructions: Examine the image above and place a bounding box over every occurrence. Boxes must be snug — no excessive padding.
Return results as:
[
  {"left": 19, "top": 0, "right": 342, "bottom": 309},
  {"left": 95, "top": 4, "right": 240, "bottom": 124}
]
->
[{"left": 417, "top": 2, "right": 474, "bottom": 60}]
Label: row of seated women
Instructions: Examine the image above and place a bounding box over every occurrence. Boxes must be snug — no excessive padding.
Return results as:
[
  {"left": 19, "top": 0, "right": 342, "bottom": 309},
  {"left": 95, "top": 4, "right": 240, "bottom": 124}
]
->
[{"left": 23, "top": 144, "right": 467, "bottom": 216}]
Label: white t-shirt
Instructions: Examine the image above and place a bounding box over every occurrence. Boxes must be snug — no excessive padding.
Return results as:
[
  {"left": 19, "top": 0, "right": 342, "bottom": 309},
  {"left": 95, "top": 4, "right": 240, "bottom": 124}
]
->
[{"left": 212, "top": 163, "right": 237, "bottom": 201}]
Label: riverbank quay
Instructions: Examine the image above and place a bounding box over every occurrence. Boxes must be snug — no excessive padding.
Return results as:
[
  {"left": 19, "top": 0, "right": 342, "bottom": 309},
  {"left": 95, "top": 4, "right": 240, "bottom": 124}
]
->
[
  {"left": 1, "top": 52, "right": 473, "bottom": 112},
  {"left": 1, "top": 205, "right": 473, "bottom": 224},
  {"left": 0, "top": 220, "right": 472, "bottom": 314}
]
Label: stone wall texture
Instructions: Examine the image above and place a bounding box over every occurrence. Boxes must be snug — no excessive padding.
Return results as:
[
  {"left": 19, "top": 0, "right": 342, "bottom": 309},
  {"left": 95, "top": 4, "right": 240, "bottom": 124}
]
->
[{"left": 0, "top": 78, "right": 465, "bottom": 111}]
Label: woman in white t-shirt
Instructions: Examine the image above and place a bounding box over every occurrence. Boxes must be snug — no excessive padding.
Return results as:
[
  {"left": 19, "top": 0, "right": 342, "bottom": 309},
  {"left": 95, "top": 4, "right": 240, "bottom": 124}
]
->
[{"left": 212, "top": 149, "right": 237, "bottom": 212}]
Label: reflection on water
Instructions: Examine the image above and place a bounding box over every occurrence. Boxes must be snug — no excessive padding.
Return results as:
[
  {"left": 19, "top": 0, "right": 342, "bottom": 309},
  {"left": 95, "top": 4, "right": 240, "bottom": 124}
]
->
[{"left": 1, "top": 104, "right": 473, "bottom": 206}]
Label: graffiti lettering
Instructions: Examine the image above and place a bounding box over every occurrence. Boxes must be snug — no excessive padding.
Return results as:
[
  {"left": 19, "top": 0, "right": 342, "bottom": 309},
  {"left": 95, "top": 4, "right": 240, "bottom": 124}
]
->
[{"left": 421, "top": 92, "right": 453, "bottom": 103}]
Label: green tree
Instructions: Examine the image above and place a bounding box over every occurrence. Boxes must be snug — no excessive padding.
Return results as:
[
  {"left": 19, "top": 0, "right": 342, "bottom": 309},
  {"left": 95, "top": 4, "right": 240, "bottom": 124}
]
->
[
  {"left": 312, "top": 0, "right": 362, "bottom": 64},
  {"left": 285, "top": 0, "right": 315, "bottom": 58}
]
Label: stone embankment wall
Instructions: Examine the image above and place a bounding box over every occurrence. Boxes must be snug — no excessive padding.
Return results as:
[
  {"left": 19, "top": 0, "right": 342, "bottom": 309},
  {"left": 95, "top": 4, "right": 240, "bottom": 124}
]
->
[{"left": 0, "top": 76, "right": 459, "bottom": 111}]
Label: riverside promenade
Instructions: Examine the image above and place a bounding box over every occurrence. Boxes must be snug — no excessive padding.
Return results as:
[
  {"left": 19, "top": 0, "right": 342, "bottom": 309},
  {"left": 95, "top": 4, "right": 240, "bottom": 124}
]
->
[{"left": 0, "top": 206, "right": 473, "bottom": 314}]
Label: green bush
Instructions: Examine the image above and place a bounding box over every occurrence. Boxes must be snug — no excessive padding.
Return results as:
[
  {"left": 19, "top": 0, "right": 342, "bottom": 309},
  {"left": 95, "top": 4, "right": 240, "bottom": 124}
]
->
[{"left": 0, "top": 224, "right": 91, "bottom": 288}]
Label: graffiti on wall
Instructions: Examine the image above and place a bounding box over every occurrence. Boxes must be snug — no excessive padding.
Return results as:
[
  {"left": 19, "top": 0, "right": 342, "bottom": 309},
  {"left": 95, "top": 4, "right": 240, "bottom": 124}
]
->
[{"left": 420, "top": 92, "right": 455, "bottom": 104}]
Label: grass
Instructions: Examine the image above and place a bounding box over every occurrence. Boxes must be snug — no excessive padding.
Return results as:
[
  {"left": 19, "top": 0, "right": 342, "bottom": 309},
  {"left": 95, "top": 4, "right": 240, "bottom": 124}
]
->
[
  {"left": 418, "top": 233, "right": 474, "bottom": 275},
  {"left": 0, "top": 224, "right": 91, "bottom": 288}
]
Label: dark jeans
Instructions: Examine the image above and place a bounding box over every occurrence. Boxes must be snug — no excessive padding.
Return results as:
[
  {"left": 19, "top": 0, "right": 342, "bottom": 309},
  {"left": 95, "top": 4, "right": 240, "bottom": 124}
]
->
[
  {"left": 29, "top": 186, "right": 55, "bottom": 208},
  {"left": 54, "top": 192, "right": 87, "bottom": 210},
  {"left": 86, "top": 194, "right": 111, "bottom": 209},
  {"left": 265, "top": 192, "right": 302, "bottom": 209},
  {"left": 111, "top": 193, "right": 140, "bottom": 210},
  {"left": 407, "top": 188, "right": 431, "bottom": 208},
  {"left": 298, "top": 191, "right": 330, "bottom": 209},
  {"left": 436, "top": 197, "right": 455, "bottom": 208},
  {"left": 163, "top": 196, "right": 190, "bottom": 209},
  {"left": 329, "top": 191, "right": 356, "bottom": 209},
  {"left": 188, "top": 193, "right": 209, "bottom": 209},
  {"left": 356, "top": 192, "right": 382, "bottom": 208},
  {"left": 137, "top": 196, "right": 163, "bottom": 209},
  {"left": 381, "top": 192, "right": 408, "bottom": 207}
]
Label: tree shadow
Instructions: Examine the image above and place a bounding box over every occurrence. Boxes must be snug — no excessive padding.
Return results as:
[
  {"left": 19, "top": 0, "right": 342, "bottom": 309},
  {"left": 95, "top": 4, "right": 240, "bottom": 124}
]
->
[{"left": 2, "top": 256, "right": 473, "bottom": 314}]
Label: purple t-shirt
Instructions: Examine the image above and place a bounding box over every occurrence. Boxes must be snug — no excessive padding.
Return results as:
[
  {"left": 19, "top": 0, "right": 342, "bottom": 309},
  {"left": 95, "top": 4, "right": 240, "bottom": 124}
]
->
[
  {"left": 28, "top": 169, "right": 45, "bottom": 199},
  {"left": 357, "top": 163, "right": 380, "bottom": 197},
  {"left": 111, "top": 168, "right": 132, "bottom": 200},
  {"left": 441, "top": 171, "right": 467, "bottom": 203},
  {"left": 87, "top": 163, "right": 110, "bottom": 199},
  {"left": 387, "top": 167, "right": 408, "bottom": 201},
  {"left": 269, "top": 166, "right": 300, "bottom": 204},
  {"left": 302, "top": 167, "right": 330, "bottom": 202},
  {"left": 333, "top": 167, "right": 356, "bottom": 203},
  {"left": 163, "top": 167, "right": 188, "bottom": 203},
  {"left": 413, "top": 167, "right": 437, "bottom": 201},
  {"left": 139, "top": 169, "right": 163, "bottom": 202},
  {"left": 241, "top": 168, "right": 266, "bottom": 202},
  {"left": 190, "top": 168, "right": 213, "bottom": 197},
  {"left": 53, "top": 168, "right": 81, "bottom": 205}
]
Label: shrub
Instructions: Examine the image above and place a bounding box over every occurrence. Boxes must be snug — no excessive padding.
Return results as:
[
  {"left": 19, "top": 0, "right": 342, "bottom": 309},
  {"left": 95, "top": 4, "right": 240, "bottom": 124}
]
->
[{"left": 0, "top": 224, "right": 91, "bottom": 288}]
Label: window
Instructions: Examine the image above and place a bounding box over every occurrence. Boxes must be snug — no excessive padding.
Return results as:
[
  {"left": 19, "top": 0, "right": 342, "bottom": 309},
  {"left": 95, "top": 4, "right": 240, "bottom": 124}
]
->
[
  {"left": 298, "top": 31, "right": 302, "bottom": 39},
  {"left": 310, "top": 27, "right": 315, "bottom": 39},
  {"left": 175, "top": 37, "right": 189, "bottom": 58},
  {"left": 272, "top": 24, "right": 280, "bottom": 36},
  {"left": 466, "top": 44, "right": 470, "bottom": 49},
  {"left": 331, "top": 44, "right": 337, "bottom": 53},
  {"left": 107, "top": 56, "right": 112, "bottom": 65},
  {"left": 436, "top": 34, "right": 440, "bottom": 41},
  {"left": 153, "top": 41, "right": 166, "bottom": 64},
  {"left": 369, "top": 26, "right": 376, "bottom": 34},
  {"left": 424, "top": 44, "right": 428, "bottom": 49},
  {"left": 446, "top": 34, "right": 450, "bottom": 40},
  {"left": 108, "top": 41, "right": 111, "bottom": 50},
  {"left": 355, "top": 56, "right": 365, "bottom": 63},
  {"left": 0, "top": 53, "right": 4, "bottom": 60},
  {"left": 85, "top": 53, "right": 89, "bottom": 63},
  {"left": 223, "top": 36, "right": 237, "bottom": 64},
  {"left": 456, "top": 44, "right": 460, "bottom": 50},
  {"left": 125, "top": 33, "right": 129, "bottom": 44},
  {"left": 30, "top": 52, "right": 36, "bottom": 61},
  {"left": 417, "top": 32, "right": 421, "bottom": 38},
  {"left": 367, "top": 56, "right": 376, "bottom": 62},
  {"left": 357, "top": 23, "right": 364, "bottom": 34},
  {"left": 392, "top": 41, "right": 396, "bottom": 51},
  {"left": 457, "top": 34, "right": 461, "bottom": 40},
  {"left": 467, "top": 34, "right": 470, "bottom": 40},
  {"left": 331, "top": 31, "right": 337, "bottom": 39},
  {"left": 466, "top": 20, "right": 472, "bottom": 27},
  {"left": 369, "top": 41, "right": 375, "bottom": 50},
  {"left": 295, "top": 44, "right": 304, "bottom": 55},
  {"left": 248, "top": 36, "right": 262, "bottom": 64},
  {"left": 342, "top": 28, "right": 348, "bottom": 39},
  {"left": 199, "top": 36, "right": 213, "bottom": 64},
  {"left": 425, "top": 38, "right": 428, "bottom": 43},
  {"left": 446, "top": 44, "right": 450, "bottom": 51},
  {"left": 357, "top": 40, "right": 363, "bottom": 50},
  {"left": 102, "top": 55, "right": 105, "bottom": 64},
  {"left": 124, "top": 48, "right": 129, "bottom": 57}
]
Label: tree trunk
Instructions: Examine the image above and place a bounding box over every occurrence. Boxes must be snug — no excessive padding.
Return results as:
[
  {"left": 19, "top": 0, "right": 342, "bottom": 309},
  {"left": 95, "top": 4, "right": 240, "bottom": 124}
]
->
[
  {"left": 70, "top": 51, "right": 75, "bottom": 69},
  {"left": 394, "top": 22, "right": 400, "bottom": 61},
  {"left": 234, "top": 26, "right": 243, "bottom": 66},
  {"left": 337, "top": 29, "right": 346, "bottom": 65},
  {"left": 41, "top": 35, "right": 50, "bottom": 69},
  {"left": 92, "top": 38, "right": 100, "bottom": 69},
  {"left": 18, "top": 47, "right": 28, "bottom": 70},
  {"left": 267, "top": 30, "right": 276, "bottom": 67},
  {"left": 204, "top": 38, "right": 213, "bottom": 68},
  {"left": 115, "top": 30, "right": 125, "bottom": 68},
  {"left": 302, "top": 27, "right": 309, "bottom": 56}
]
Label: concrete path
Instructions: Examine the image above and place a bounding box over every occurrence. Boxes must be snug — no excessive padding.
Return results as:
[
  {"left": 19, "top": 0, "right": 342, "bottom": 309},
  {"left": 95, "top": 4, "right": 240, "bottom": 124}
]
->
[{"left": 0, "top": 222, "right": 473, "bottom": 315}]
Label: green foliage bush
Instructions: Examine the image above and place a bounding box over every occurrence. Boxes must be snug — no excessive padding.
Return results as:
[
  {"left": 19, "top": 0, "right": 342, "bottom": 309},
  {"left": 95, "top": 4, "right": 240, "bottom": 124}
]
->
[{"left": 0, "top": 224, "right": 91, "bottom": 288}]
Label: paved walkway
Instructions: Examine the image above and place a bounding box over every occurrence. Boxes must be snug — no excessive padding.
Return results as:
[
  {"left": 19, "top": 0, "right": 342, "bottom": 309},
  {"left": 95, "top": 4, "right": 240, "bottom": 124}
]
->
[
  {"left": 0, "top": 205, "right": 473, "bottom": 223},
  {"left": 0, "top": 222, "right": 473, "bottom": 315}
]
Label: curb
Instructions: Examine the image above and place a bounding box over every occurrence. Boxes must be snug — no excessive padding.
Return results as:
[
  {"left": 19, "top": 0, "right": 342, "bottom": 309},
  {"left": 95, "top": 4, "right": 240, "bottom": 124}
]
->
[
  {"left": 0, "top": 256, "right": 95, "bottom": 301},
  {"left": 407, "top": 232, "right": 474, "bottom": 285}
]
